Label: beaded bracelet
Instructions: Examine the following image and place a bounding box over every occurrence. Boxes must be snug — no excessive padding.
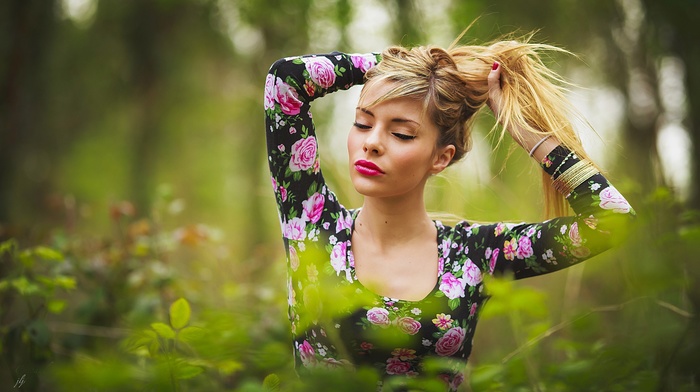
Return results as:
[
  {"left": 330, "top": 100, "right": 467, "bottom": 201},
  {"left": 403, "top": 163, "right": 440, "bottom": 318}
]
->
[
  {"left": 551, "top": 160, "right": 599, "bottom": 196},
  {"left": 552, "top": 151, "right": 576, "bottom": 178}
]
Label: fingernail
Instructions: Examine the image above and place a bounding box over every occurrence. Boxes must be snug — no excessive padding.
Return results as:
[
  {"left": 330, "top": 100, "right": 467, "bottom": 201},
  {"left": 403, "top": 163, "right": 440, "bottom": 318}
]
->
[{"left": 492, "top": 62, "right": 499, "bottom": 70}]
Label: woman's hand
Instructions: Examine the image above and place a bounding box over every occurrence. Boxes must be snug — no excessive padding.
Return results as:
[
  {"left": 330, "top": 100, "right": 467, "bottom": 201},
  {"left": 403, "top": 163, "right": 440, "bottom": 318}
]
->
[
  {"left": 486, "top": 61, "right": 558, "bottom": 160},
  {"left": 487, "top": 62, "right": 503, "bottom": 118}
]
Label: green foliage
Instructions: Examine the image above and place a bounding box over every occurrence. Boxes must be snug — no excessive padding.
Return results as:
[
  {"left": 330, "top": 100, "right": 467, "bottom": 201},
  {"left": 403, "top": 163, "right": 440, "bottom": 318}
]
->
[{"left": 1, "top": 0, "right": 699, "bottom": 391}]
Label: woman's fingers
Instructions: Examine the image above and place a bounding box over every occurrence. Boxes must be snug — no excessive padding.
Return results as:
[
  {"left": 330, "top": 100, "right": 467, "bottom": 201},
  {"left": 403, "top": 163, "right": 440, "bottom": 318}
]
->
[{"left": 487, "top": 62, "right": 502, "bottom": 117}]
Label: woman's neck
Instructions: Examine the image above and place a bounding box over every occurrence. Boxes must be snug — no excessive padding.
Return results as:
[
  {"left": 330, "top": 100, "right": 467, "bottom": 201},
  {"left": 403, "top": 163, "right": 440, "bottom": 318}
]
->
[{"left": 355, "top": 194, "right": 434, "bottom": 248}]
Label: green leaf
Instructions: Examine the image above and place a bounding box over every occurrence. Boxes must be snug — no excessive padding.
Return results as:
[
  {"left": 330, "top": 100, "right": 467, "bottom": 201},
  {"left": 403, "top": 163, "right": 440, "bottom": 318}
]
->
[
  {"left": 0, "top": 239, "right": 17, "bottom": 256},
  {"left": 218, "top": 360, "right": 244, "bottom": 375},
  {"left": 54, "top": 276, "right": 77, "bottom": 290},
  {"left": 169, "top": 298, "right": 191, "bottom": 330},
  {"left": 33, "top": 246, "right": 64, "bottom": 261},
  {"left": 175, "top": 363, "right": 203, "bottom": 380},
  {"left": 47, "top": 299, "right": 67, "bottom": 314},
  {"left": 178, "top": 326, "right": 205, "bottom": 343},
  {"left": 448, "top": 298, "right": 460, "bottom": 310},
  {"left": 151, "top": 322, "right": 176, "bottom": 339},
  {"left": 263, "top": 373, "right": 281, "bottom": 391},
  {"left": 18, "top": 250, "right": 34, "bottom": 268},
  {"left": 12, "top": 276, "right": 41, "bottom": 295},
  {"left": 122, "top": 330, "right": 158, "bottom": 353}
]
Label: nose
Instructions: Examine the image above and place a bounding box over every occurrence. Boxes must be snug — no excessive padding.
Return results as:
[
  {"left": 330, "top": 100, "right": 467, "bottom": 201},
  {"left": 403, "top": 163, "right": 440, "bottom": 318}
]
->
[{"left": 363, "top": 128, "right": 384, "bottom": 155}]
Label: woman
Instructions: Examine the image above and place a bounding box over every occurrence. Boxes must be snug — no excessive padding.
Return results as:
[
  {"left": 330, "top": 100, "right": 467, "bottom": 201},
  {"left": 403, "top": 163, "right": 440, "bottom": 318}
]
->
[{"left": 263, "top": 37, "right": 634, "bottom": 391}]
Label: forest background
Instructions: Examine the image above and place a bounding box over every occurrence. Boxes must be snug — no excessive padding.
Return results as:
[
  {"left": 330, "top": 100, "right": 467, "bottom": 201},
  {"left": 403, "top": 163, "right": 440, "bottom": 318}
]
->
[{"left": 1, "top": 0, "right": 699, "bottom": 391}]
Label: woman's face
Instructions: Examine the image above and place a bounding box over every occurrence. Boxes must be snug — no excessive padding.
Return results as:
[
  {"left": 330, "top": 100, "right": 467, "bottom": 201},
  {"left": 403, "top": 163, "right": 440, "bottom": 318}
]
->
[{"left": 347, "top": 79, "right": 455, "bottom": 200}]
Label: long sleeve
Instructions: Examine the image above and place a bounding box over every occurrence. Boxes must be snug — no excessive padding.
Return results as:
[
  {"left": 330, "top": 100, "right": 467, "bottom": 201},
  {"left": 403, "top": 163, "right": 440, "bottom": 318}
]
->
[
  {"left": 264, "top": 52, "right": 380, "bottom": 230},
  {"left": 460, "top": 146, "right": 635, "bottom": 279}
]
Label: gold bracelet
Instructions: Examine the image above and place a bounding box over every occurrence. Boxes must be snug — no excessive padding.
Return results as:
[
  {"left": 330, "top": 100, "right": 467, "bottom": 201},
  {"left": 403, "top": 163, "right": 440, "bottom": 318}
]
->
[{"left": 551, "top": 160, "right": 599, "bottom": 196}]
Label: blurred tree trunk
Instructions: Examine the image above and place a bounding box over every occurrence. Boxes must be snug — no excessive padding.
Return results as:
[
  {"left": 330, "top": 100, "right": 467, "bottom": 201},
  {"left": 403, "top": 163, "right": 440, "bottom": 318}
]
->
[
  {"left": 382, "top": 0, "right": 424, "bottom": 45},
  {"left": 610, "top": 0, "right": 663, "bottom": 194},
  {"left": 0, "top": 0, "right": 57, "bottom": 233},
  {"left": 125, "top": 0, "right": 162, "bottom": 216},
  {"left": 643, "top": 0, "right": 700, "bottom": 211}
]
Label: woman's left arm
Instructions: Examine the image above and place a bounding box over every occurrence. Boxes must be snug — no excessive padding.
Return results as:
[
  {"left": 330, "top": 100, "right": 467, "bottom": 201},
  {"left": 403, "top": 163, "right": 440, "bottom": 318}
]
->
[
  {"left": 476, "top": 63, "right": 635, "bottom": 278},
  {"left": 470, "top": 147, "right": 635, "bottom": 279}
]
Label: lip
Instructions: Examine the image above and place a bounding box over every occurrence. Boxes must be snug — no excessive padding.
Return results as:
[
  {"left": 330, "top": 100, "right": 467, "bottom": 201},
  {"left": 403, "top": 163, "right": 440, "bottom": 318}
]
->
[{"left": 354, "top": 159, "right": 384, "bottom": 176}]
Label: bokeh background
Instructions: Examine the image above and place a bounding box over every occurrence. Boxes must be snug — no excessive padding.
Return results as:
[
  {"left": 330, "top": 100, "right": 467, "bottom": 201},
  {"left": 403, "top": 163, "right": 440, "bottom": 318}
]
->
[{"left": 1, "top": 0, "right": 699, "bottom": 391}]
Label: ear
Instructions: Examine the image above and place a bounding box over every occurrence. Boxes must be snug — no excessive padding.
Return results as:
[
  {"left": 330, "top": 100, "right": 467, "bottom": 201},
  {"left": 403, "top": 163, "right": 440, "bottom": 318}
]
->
[{"left": 431, "top": 144, "right": 456, "bottom": 174}]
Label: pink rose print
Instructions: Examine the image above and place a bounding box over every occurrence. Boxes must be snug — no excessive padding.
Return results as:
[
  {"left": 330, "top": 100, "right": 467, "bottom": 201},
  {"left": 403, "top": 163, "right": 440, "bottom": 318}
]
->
[
  {"left": 274, "top": 77, "right": 303, "bottom": 115},
  {"left": 279, "top": 186, "right": 287, "bottom": 202},
  {"left": 366, "top": 307, "right": 391, "bottom": 327},
  {"left": 360, "top": 341, "right": 373, "bottom": 351},
  {"left": 469, "top": 302, "right": 478, "bottom": 317},
  {"left": 568, "top": 222, "right": 583, "bottom": 247},
  {"left": 396, "top": 317, "right": 422, "bottom": 335},
  {"left": 598, "top": 186, "right": 632, "bottom": 213},
  {"left": 439, "top": 272, "right": 465, "bottom": 299},
  {"left": 335, "top": 210, "right": 353, "bottom": 232},
  {"left": 347, "top": 248, "right": 355, "bottom": 268},
  {"left": 283, "top": 217, "right": 306, "bottom": 241},
  {"left": 516, "top": 236, "right": 533, "bottom": 259},
  {"left": 503, "top": 238, "right": 518, "bottom": 261},
  {"left": 386, "top": 357, "right": 411, "bottom": 375},
  {"left": 450, "top": 372, "right": 465, "bottom": 390},
  {"left": 264, "top": 74, "right": 275, "bottom": 111},
  {"left": 289, "top": 245, "right": 299, "bottom": 271},
  {"left": 435, "top": 327, "right": 466, "bottom": 356},
  {"left": 289, "top": 136, "right": 317, "bottom": 172},
  {"left": 330, "top": 241, "right": 348, "bottom": 275},
  {"left": 489, "top": 248, "right": 499, "bottom": 274},
  {"left": 302, "top": 192, "right": 325, "bottom": 223},
  {"left": 303, "top": 57, "right": 337, "bottom": 88},
  {"left": 494, "top": 222, "right": 506, "bottom": 236},
  {"left": 570, "top": 245, "right": 591, "bottom": 258},
  {"left": 439, "top": 239, "right": 452, "bottom": 257},
  {"left": 298, "top": 340, "right": 316, "bottom": 367},
  {"left": 350, "top": 53, "right": 377, "bottom": 73},
  {"left": 461, "top": 259, "right": 482, "bottom": 287}
]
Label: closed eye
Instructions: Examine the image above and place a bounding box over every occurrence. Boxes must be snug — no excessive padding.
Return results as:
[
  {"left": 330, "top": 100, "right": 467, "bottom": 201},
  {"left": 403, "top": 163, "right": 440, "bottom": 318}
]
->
[
  {"left": 393, "top": 133, "right": 416, "bottom": 140},
  {"left": 353, "top": 122, "right": 371, "bottom": 130}
]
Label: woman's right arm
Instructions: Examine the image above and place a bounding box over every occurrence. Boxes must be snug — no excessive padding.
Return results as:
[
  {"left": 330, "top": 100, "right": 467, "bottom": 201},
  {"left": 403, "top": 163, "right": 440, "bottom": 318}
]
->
[{"left": 264, "top": 52, "right": 380, "bottom": 234}]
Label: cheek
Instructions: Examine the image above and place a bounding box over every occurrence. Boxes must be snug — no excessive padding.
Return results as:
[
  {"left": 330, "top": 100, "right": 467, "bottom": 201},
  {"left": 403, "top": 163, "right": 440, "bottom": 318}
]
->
[{"left": 347, "top": 130, "right": 365, "bottom": 155}]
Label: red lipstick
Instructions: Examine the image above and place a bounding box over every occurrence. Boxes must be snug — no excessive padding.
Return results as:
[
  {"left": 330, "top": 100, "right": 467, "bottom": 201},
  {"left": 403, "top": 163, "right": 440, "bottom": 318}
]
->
[{"left": 354, "top": 159, "right": 384, "bottom": 176}]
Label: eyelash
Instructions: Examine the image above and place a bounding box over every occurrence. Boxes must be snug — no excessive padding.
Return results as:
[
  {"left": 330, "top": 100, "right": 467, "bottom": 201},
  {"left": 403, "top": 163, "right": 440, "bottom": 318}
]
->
[
  {"left": 353, "top": 122, "right": 416, "bottom": 140},
  {"left": 393, "top": 133, "right": 416, "bottom": 140}
]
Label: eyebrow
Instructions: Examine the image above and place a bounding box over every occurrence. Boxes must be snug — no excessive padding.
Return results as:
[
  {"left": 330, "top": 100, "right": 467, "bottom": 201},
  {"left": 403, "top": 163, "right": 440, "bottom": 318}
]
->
[{"left": 357, "top": 107, "right": 421, "bottom": 126}]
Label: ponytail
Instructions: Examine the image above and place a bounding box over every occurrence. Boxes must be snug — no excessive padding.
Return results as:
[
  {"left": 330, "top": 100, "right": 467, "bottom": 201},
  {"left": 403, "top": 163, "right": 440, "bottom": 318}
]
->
[{"left": 448, "top": 35, "right": 596, "bottom": 217}]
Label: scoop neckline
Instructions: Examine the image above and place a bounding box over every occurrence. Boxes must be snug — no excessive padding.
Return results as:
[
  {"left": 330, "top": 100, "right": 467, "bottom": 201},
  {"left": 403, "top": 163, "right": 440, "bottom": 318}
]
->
[{"left": 347, "top": 209, "right": 444, "bottom": 304}]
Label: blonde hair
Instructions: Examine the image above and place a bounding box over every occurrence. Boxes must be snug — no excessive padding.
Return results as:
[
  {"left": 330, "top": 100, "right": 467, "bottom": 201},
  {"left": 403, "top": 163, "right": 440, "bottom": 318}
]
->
[{"left": 363, "top": 33, "right": 594, "bottom": 217}]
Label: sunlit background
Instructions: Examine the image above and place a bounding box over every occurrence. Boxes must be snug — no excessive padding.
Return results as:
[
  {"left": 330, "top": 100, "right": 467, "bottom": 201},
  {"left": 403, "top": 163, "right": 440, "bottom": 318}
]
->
[{"left": 1, "top": 0, "right": 698, "bottom": 391}]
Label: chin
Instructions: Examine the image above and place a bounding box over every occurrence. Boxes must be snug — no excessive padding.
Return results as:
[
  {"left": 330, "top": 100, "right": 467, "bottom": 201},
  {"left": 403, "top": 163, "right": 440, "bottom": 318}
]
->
[{"left": 350, "top": 176, "right": 386, "bottom": 198}]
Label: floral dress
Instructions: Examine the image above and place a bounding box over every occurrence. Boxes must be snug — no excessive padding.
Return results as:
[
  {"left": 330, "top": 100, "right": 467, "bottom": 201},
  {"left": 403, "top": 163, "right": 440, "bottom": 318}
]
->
[{"left": 264, "top": 52, "right": 635, "bottom": 391}]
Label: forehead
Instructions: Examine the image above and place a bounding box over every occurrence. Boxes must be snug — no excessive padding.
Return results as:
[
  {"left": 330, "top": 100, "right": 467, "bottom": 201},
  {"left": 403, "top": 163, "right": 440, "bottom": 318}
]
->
[{"left": 358, "top": 79, "right": 426, "bottom": 116}]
